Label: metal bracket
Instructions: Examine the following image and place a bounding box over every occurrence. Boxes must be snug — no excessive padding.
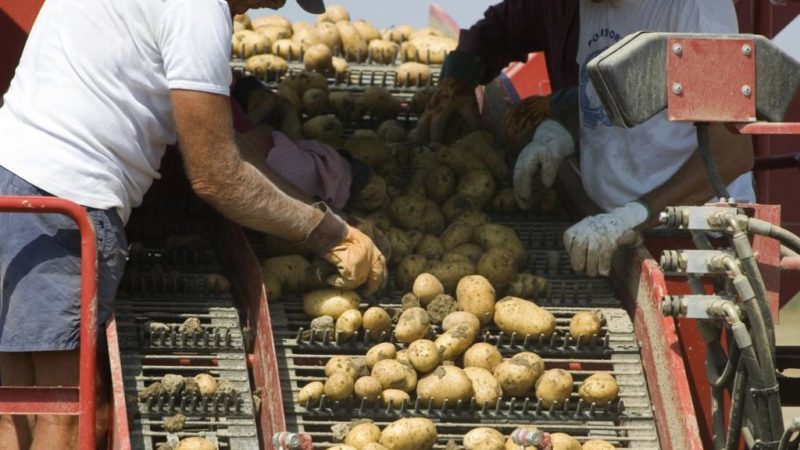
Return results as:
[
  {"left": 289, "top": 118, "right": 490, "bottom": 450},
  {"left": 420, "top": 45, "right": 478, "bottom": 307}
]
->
[
  {"left": 661, "top": 295, "right": 737, "bottom": 319},
  {"left": 659, "top": 206, "right": 742, "bottom": 230},
  {"left": 660, "top": 249, "right": 736, "bottom": 275}
]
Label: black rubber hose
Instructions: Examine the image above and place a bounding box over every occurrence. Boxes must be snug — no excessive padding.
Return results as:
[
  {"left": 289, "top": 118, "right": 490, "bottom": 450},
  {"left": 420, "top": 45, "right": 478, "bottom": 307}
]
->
[
  {"left": 737, "top": 340, "right": 770, "bottom": 438},
  {"left": 711, "top": 384, "right": 727, "bottom": 450},
  {"left": 696, "top": 122, "right": 731, "bottom": 199},
  {"left": 749, "top": 218, "right": 800, "bottom": 255},
  {"left": 725, "top": 361, "right": 747, "bottom": 450}
]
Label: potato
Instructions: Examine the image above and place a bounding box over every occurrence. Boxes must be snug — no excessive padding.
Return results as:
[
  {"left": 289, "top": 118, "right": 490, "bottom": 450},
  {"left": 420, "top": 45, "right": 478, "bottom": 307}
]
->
[
  {"left": 283, "top": 72, "right": 328, "bottom": 98},
  {"left": 298, "top": 381, "right": 324, "bottom": 405},
  {"left": 390, "top": 197, "right": 445, "bottom": 235},
  {"left": 442, "top": 310, "right": 481, "bottom": 334},
  {"left": 234, "top": 13, "right": 252, "bottom": 28},
  {"left": 368, "top": 39, "right": 399, "bottom": 64},
  {"left": 194, "top": 374, "right": 217, "bottom": 396},
  {"left": 303, "top": 289, "right": 360, "bottom": 319},
  {"left": 410, "top": 35, "right": 457, "bottom": 64},
  {"left": 447, "top": 243, "right": 484, "bottom": 264},
  {"left": 550, "top": 433, "right": 581, "bottom": 450},
  {"left": 493, "top": 352, "right": 544, "bottom": 397},
  {"left": 329, "top": 91, "right": 361, "bottom": 123},
  {"left": 292, "top": 21, "right": 314, "bottom": 33},
  {"left": 232, "top": 30, "right": 269, "bottom": 58},
  {"left": 463, "top": 427, "right": 505, "bottom": 450},
  {"left": 381, "top": 389, "right": 410, "bottom": 408},
  {"left": 302, "top": 88, "right": 329, "bottom": 117},
  {"left": 426, "top": 294, "right": 457, "bottom": 324},
  {"left": 409, "top": 27, "right": 443, "bottom": 41},
  {"left": 494, "top": 296, "right": 557, "bottom": 339},
  {"left": 326, "top": 356, "right": 359, "bottom": 380},
  {"left": 570, "top": 310, "right": 604, "bottom": 344},
  {"left": 292, "top": 27, "right": 322, "bottom": 48},
  {"left": 336, "top": 21, "right": 368, "bottom": 62},
  {"left": 366, "top": 210, "right": 392, "bottom": 232},
  {"left": 457, "top": 169, "right": 496, "bottom": 208},
  {"left": 254, "top": 25, "right": 291, "bottom": 44},
  {"left": 303, "top": 43, "right": 333, "bottom": 73},
  {"left": 363, "top": 444, "right": 391, "bottom": 450},
  {"left": 455, "top": 210, "right": 492, "bottom": 227},
  {"left": 366, "top": 343, "right": 396, "bottom": 368},
  {"left": 578, "top": 372, "right": 619, "bottom": 406},
  {"left": 412, "top": 273, "right": 445, "bottom": 306},
  {"left": 463, "top": 343, "right": 503, "bottom": 373},
  {"left": 353, "top": 376, "right": 382, "bottom": 403},
  {"left": 316, "top": 22, "right": 342, "bottom": 50},
  {"left": 261, "top": 269, "right": 283, "bottom": 300},
  {"left": 245, "top": 54, "right": 288, "bottom": 78},
  {"left": 477, "top": 248, "right": 518, "bottom": 290},
  {"left": 491, "top": 190, "right": 520, "bottom": 214},
  {"left": 380, "top": 418, "right": 437, "bottom": 450},
  {"left": 261, "top": 255, "right": 313, "bottom": 293},
  {"left": 362, "top": 307, "right": 392, "bottom": 340},
  {"left": 415, "top": 234, "right": 445, "bottom": 260},
  {"left": 474, "top": 223, "right": 527, "bottom": 266},
  {"left": 346, "top": 422, "right": 382, "bottom": 448},
  {"left": 252, "top": 15, "right": 291, "bottom": 33},
  {"left": 175, "top": 437, "right": 215, "bottom": 450},
  {"left": 233, "top": 21, "right": 246, "bottom": 32},
  {"left": 417, "top": 365, "right": 474, "bottom": 407},
  {"left": 387, "top": 228, "right": 414, "bottom": 264},
  {"left": 382, "top": 25, "right": 415, "bottom": 44},
  {"left": 507, "top": 273, "right": 550, "bottom": 299},
  {"left": 428, "top": 259, "right": 477, "bottom": 293},
  {"left": 424, "top": 166, "right": 456, "bottom": 203},
  {"left": 317, "top": 4, "right": 350, "bottom": 23},
  {"left": 408, "top": 339, "right": 441, "bottom": 373},
  {"left": 440, "top": 221, "right": 473, "bottom": 250},
  {"left": 345, "top": 133, "right": 391, "bottom": 168},
  {"left": 437, "top": 145, "right": 486, "bottom": 173},
  {"left": 536, "top": 369, "right": 573, "bottom": 408},
  {"left": 435, "top": 324, "right": 478, "bottom": 361},
  {"left": 463, "top": 367, "right": 502, "bottom": 407},
  {"left": 353, "top": 20, "right": 382, "bottom": 42},
  {"left": 396, "top": 62, "right": 432, "bottom": 87},
  {"left": 325, "top": 371, "right": 355, "bottom": 401},
  {"left": 441, "top": 253, "right": 471, "bottom": 264},
  {"left": 582, "top": 440, "right": 617, "bottom": 450},
  {"left": 376, "top": 120, "right": 406, "bottom": 143},
  {"left": 302, "top": 115, "right": 343, "bottom": 142},
  {"left": 329, "top": 446, "right": 357, "bottom": 450},
  {"left": 371, "top": 359, "right": 417, "bottom": 392},
  {"left": 271, "top": 38, "right": 302, "bottom": 59},
  {"left": 335, "top": 309, "right": 363, "bottom": 340},
  {"left": 396, "top": 254, "right": 429, "bottom": 290},
  {"left": 395, "top": 307, "right": 431, "bottom": 343},
  {"left": 456, "top": 275, "right": 496, "bottom": 325},
  {"left": 395, "top": 349, "right": 410, "bottom": 366}
]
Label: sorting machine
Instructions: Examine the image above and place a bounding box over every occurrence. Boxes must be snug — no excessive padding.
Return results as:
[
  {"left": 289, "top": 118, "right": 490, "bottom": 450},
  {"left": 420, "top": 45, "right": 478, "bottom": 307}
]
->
[{"left": 2, "top": 2, "right": 800, "bottom": 450}]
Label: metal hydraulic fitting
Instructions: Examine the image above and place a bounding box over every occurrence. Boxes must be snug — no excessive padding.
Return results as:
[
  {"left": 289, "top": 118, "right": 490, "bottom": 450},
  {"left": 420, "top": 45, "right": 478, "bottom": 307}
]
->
[
  {"left": 272, "top": 432, "right": 301, "bottom": 449},
  {"left": 661, "top": 295, "right": 738, "bottom": 319},
  {"left": 658, "top": 206, "right": 741, "bottom": 230},
  {"left": 510, "top": 428, "right": 551, "bottom": 449},
  {"left": 660, "top": 249, "right": 737, "bottom": 275}
]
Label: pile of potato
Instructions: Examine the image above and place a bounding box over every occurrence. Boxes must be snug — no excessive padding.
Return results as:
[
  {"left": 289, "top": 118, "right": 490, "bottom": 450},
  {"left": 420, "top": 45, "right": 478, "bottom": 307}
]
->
[
  {"left": 139, "top": 373, "right": 238, "bottom": 402},
  {"left": 327, "top": 418, "right": 437, "bottom": 450},
  {"left": 233, "top": 4, "right": 455, "bottom": 86}
]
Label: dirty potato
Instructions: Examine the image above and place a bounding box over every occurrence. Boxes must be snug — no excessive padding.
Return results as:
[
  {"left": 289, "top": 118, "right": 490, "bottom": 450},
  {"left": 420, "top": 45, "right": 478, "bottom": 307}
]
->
[{"left": 535, "top": 369, "right": 574, "bottom": 408}]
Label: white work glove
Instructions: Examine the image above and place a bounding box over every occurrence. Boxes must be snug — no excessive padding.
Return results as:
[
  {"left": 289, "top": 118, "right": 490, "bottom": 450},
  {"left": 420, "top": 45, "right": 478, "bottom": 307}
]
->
[
  {"left": 563, "top": 202, "right": 649, "bottom": 277},
  {"left": 513, "top": 119, "right": 575, "bottom": 210}
]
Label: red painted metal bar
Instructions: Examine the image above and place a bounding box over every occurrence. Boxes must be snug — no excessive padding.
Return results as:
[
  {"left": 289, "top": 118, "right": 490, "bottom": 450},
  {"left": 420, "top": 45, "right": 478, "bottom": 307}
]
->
[
  {"left": 781, "top": 256, "right": 800, "bottom": 271},
  {"left": 731, "top": 122, "right": 800, "bottom": 135},
  {"left": 0, "top": 196, "right": 98, "bottom": 450},
  {"left": 105, "top": 317, "right": 131, "bottom": 450},
  {"left": 0, "top": 387, "right": 79, "bottom": 415}
]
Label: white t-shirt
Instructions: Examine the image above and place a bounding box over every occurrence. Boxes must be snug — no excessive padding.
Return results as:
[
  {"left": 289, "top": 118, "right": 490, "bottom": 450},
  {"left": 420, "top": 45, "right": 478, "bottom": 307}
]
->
[
  {"left": 578, "top": 0, "right": 756, "bottom": 212},
  {"left": 0, "top": 0, "right": 233, "bottom": 222}
]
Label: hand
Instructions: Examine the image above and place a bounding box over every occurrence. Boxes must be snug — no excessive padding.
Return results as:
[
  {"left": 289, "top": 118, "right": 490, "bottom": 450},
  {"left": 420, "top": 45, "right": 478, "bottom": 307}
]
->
[
  {"left": 322, "top": 225, "right": 387, "bottom": 296},
  {"left": 563, "top": 202, "right": 649, "bottom": 277},
  {"left": 413, "top": 78, "right": 481, "bottom": 143},
  {"left": 513, "top": 119, "right": 575, "bottom": 210},
  {"left": 501, "top": 95, "right": 551, "bottom": 159}
]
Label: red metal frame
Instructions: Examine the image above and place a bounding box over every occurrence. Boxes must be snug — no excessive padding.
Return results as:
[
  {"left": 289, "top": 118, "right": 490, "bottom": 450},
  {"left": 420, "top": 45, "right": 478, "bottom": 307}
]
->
[{"left": 0, "top": 196, "right": 98, "bottom": 450}]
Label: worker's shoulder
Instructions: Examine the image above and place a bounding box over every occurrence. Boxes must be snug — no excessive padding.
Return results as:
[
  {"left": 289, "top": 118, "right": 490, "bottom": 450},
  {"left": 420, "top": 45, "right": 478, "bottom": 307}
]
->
[{"left": 663, "top": 0, "right": 738, "bottom": 33}]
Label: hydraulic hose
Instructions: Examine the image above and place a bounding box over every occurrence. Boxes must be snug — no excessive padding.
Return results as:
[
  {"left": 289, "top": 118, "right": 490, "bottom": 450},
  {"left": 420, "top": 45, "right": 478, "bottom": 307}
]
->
[
  {"left": 725, "top": 360, "right": 747, "bottom": 450},
  {"left": 749, "top": 218, "right": 800, "bottom": 255},
  {"left": 779, "top": 418, "right": 800, "bottom": 450},
  {"left": 696, "top": 122, "right": 731, "bottom": 200},
  {"left": 782, "top": 245, "right": 800, "bottom": 258}
]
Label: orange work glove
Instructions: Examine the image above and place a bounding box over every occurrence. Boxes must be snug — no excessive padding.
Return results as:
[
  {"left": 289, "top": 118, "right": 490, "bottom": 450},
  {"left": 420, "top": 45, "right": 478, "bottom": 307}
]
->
[{"left": 413, "top": 77, "right": 481, "bottom": 144}]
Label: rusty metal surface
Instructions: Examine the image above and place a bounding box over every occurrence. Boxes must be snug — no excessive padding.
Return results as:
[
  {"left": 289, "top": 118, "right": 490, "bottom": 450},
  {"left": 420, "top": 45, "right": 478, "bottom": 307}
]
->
[
  {"left": 667, "top": 37, "right": 757, "bottom": 123},
  {"left": 732, "top": 122, "right": 800, "bottom": 134},
  {"left": 107, "top": 317, "right": 132, "bottom": 450},
  {"left": 0, "top": 387, "right": 80, "bottom": 415}
]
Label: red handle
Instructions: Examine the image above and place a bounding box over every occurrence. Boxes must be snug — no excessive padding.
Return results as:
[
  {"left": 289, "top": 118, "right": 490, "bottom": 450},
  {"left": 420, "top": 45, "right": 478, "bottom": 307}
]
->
[{"left": 0, "top": 196, "right": 98, "bottom": 450}]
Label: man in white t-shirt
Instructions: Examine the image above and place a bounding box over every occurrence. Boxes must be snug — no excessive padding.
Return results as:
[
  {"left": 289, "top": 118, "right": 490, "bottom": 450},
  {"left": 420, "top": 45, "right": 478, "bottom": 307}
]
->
[
  {"left": 514, "top": 0, "right": 755, "bottom": 277},
  {"left": 0, "top": 0, "right": 387, "bottom": 448}
]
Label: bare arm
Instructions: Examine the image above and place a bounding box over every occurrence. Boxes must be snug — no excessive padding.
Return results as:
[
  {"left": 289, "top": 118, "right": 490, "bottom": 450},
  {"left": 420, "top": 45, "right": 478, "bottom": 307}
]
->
[
  {"left": 171, "top": 89, "right": 321, "bottom": 242},
  {"left": 640, "top": 123, "right": 754, "bottom": 226},
  {"left": 234, "top": 125, "right": 315, "bottom": 203}
]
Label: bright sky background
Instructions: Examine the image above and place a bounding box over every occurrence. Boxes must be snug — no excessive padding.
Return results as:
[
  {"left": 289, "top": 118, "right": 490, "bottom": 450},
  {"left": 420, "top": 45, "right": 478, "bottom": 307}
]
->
[{"left": 249, "top": 1, "right": 490, "bottom": 30}]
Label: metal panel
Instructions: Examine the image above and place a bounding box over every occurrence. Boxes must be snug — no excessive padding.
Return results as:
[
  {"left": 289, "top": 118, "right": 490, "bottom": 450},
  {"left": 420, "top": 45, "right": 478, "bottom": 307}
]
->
[{"left": 667, "top": 38, "right": 757, "bottom": 122}]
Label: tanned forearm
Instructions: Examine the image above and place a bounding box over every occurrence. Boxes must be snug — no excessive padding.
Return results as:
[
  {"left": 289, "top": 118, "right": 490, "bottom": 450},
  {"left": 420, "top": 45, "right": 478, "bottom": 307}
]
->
[
  {"left": 640, "top": 123, "right": 754, "bottom": 226},
  {"left": 235, "top": 126, "right": 315, "bottom": 203},
  {"left": 171, "top": 89, "right": 322, "bottom": 242}
]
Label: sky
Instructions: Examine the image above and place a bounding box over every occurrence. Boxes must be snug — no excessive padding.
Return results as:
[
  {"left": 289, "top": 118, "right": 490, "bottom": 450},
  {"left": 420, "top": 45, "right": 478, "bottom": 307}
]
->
[{"left": 248, "top": 1, "right": 489, "bottom": 30}]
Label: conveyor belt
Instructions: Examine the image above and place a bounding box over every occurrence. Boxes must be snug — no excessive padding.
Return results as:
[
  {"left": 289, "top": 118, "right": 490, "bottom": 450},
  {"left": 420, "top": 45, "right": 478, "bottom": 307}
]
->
[
  {"left": 116, "top": 205, "right": 260, "bottom": 450},
  {"left": 254, "top": 221, "right": 661, "bottom": 449}
]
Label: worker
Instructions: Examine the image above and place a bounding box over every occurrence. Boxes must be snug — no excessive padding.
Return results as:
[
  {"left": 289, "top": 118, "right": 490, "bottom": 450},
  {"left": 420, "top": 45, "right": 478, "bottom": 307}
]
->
[
  {"left": 0, "top": 1, "right": 386, "bottom": 450},
  {"left": 418, "top": 0, "right": 755, "bottom": 278}
]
